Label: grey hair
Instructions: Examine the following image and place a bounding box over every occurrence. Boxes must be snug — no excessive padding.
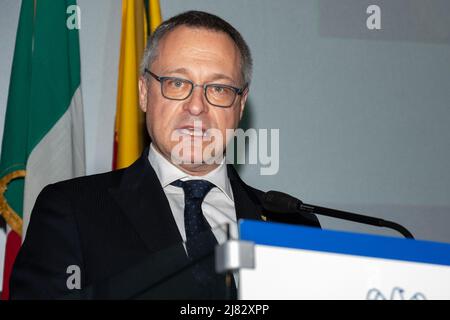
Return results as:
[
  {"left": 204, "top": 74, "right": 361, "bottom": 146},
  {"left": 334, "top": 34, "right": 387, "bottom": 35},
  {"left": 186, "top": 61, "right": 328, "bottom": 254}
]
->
[{"left": 140, "top": 11, "right": 253, "bottom": 86}]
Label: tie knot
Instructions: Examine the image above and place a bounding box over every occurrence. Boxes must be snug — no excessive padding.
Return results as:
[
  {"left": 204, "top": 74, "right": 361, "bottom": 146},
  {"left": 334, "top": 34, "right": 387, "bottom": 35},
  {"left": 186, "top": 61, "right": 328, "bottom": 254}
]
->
[{"left": 171, "top": 179, "right": 215, "bottom": 200}]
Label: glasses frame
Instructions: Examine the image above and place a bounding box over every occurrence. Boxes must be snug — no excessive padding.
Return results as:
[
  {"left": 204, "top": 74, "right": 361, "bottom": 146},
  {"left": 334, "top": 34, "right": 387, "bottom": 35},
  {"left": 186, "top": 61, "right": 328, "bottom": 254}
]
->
[{"left": 144, "top": 68, "right": 247, "bottom": 108}]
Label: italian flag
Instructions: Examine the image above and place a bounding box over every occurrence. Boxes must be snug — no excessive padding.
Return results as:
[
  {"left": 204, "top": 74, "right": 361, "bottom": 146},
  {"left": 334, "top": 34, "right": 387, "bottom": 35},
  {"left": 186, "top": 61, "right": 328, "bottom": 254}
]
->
[{"left": 0, "top": 0, "right": 85, "bottom": 299}]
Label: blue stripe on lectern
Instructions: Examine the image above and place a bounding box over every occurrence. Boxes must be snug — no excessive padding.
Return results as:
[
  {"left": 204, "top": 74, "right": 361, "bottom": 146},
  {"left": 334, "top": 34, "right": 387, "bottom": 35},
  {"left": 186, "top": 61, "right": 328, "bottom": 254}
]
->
[{"left": 239, "top": 220, "right": 450, "bottom": 267}]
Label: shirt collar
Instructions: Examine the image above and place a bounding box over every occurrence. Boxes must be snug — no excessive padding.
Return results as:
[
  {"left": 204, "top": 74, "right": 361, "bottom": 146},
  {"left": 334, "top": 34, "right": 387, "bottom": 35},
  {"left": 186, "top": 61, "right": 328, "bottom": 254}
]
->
[{"left": 148, "top": 143, "right": 234, "bottom": 202}]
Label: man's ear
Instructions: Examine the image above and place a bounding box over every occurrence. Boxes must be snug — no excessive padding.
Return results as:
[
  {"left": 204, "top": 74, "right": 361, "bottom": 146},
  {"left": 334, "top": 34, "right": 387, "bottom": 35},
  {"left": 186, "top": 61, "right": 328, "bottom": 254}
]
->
[
  {"left": 138, "top": 76, "right": 148, "bottom": 112},
  {"left": 239, "top": 88, "right": 249, "bottom": 121}
]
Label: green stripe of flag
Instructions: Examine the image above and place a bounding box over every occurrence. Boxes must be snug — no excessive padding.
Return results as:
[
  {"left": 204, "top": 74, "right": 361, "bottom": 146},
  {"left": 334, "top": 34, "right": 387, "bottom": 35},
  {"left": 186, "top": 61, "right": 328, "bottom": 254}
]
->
[{"left": 1, "top": 0, "right": 82, "bottom": 219}]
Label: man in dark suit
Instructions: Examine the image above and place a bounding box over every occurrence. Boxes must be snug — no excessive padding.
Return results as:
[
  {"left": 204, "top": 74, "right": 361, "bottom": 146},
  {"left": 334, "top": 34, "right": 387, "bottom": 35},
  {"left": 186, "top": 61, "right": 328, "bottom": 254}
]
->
[{"left": 10, "top": 11, "right": 319, "bottom": 299}]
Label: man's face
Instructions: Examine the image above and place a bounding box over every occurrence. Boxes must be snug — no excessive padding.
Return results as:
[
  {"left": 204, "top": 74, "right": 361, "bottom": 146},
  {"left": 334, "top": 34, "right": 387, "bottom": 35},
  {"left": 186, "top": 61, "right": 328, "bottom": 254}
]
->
[{"left": 139, "top": 26, "right": 248, "bottom": 175}]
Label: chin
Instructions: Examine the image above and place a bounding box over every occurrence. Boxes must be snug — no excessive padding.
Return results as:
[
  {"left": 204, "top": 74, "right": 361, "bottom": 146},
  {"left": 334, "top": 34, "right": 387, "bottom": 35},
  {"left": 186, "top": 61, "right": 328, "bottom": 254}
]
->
[
  {"left": 168, "top": 134, "right": 226, "bottom": 166},
  {"left": 173, "top": 148, "right": 205, "bottom": 165},
  {"left": 170, "top": 147, "right": 222, "bottom": 167}
]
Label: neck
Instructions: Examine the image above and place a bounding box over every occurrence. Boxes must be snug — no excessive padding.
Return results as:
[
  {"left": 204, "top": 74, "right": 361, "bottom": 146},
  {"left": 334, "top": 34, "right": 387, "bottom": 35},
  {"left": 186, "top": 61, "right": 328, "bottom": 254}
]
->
[
  {"left": 152, "top": 144, "right": 222, "bottom": 176},
  {"left": 176, "top": 163, "right": 221, "bottom": 176}
]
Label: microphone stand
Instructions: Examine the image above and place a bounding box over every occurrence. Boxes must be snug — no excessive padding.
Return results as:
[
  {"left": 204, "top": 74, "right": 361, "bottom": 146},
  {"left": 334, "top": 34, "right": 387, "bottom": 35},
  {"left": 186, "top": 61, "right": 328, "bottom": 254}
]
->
[
  {"left": 263, "top": 191, "right": 415, "bottom": 239},
  {"left": 298, "top": 203, "right": 414, "bottom": 239}
]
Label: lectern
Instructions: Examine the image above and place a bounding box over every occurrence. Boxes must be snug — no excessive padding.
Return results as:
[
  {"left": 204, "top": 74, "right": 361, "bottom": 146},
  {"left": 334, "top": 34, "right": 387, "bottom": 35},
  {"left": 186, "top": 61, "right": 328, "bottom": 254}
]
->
[{"left": 230, "top": 220, "right": 450, "bottom": 300}]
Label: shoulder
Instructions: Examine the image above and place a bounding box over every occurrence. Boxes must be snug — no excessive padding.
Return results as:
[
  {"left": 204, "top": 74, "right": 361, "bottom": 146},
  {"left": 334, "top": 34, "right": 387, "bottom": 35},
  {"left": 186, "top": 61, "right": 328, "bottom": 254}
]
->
[{"left": 40, "top": 168, "right": 125, "bottom": 199}]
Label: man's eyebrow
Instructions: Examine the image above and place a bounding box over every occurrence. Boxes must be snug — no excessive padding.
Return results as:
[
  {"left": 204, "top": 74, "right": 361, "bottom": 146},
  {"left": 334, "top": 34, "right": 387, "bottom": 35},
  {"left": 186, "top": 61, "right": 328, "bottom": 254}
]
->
[
  {"left": 163, "top": 67, "right": 190, "bottom": 76},
  {"left": 208, "top": 73, "right": 237, "bottom": 84}
]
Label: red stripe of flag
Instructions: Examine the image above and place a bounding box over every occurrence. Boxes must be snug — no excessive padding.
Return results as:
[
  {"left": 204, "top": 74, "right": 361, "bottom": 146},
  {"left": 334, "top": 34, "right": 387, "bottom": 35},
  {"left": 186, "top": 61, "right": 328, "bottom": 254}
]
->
[{"left": 1, "top": 231, "right": 21, "bottom": 300}]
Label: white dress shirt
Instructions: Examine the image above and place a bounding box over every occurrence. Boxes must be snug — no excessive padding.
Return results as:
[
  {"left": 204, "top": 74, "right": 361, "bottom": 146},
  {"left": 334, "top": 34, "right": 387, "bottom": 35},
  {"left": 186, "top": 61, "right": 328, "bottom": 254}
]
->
[{"left": 148, "top": 143, "right": 238, "bottom": 245}]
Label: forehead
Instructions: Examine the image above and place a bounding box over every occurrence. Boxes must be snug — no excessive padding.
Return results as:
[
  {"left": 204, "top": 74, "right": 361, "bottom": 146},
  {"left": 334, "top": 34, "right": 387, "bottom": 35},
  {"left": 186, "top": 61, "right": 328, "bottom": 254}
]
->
[{"left": 152, "top": 26, "right": 242, "bottom": 81}]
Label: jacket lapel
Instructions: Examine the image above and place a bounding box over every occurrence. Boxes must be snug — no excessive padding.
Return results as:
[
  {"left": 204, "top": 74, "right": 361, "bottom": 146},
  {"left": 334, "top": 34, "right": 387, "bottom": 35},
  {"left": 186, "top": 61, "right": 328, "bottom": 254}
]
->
[
  {"left": 108, "top": 148, "right": 184, "bottom": 254},
  {"left": 227, "top": 165, "right": 264, "bottom": 222}
]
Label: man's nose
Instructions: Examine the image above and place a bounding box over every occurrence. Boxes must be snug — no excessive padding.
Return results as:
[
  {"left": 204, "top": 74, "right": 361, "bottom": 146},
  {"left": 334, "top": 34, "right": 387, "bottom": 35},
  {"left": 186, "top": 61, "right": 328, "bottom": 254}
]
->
[{"left": 183, "top": 85, "right": 209, "bottom": 115}]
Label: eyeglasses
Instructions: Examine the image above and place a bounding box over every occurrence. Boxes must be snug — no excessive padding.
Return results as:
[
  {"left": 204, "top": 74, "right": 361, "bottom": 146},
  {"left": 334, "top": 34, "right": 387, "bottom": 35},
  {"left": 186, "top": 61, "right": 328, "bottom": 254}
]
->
[{"left": 144, "top": 69, "right": 247, "bottom": 108}]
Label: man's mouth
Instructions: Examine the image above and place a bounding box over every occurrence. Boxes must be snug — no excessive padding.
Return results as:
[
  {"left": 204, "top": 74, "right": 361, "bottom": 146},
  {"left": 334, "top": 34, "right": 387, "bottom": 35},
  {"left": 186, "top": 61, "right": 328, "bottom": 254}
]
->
[{"left": 175, "top": 125, "right": 208, "bottom": 137}]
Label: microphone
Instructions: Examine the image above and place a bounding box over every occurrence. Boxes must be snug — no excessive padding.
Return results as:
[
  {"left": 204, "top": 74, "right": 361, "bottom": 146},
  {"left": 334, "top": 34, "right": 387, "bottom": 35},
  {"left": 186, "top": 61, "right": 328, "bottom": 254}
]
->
[{"left": 262, "top": 190, "right": 414, "bottom": 239}]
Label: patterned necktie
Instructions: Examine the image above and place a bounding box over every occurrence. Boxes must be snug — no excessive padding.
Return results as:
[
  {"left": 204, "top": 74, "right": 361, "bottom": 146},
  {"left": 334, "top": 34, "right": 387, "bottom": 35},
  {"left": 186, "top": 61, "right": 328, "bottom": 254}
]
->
[
  {"left": 171, "top": 179, "right": 216, "bottom": 261},
  {"left": 171, "top": 179, "right": 237, "bottom": 298}
]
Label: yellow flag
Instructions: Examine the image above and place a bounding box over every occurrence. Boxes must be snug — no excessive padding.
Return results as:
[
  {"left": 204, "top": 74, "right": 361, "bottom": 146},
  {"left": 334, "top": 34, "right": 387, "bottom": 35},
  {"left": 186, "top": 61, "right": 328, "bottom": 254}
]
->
[
  {"left": 113, "top": 0, "right": 161, "bottom": 169},
  {"left": 148, "top": 0, "right": 162, "bottom": 33}
]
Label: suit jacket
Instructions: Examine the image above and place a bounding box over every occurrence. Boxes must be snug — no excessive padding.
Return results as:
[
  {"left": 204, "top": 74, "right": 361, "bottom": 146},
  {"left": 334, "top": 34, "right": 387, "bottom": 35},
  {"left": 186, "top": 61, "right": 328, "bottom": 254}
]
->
[{"left": 9, "top": 148, "right": 320, "bottom": 299}]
